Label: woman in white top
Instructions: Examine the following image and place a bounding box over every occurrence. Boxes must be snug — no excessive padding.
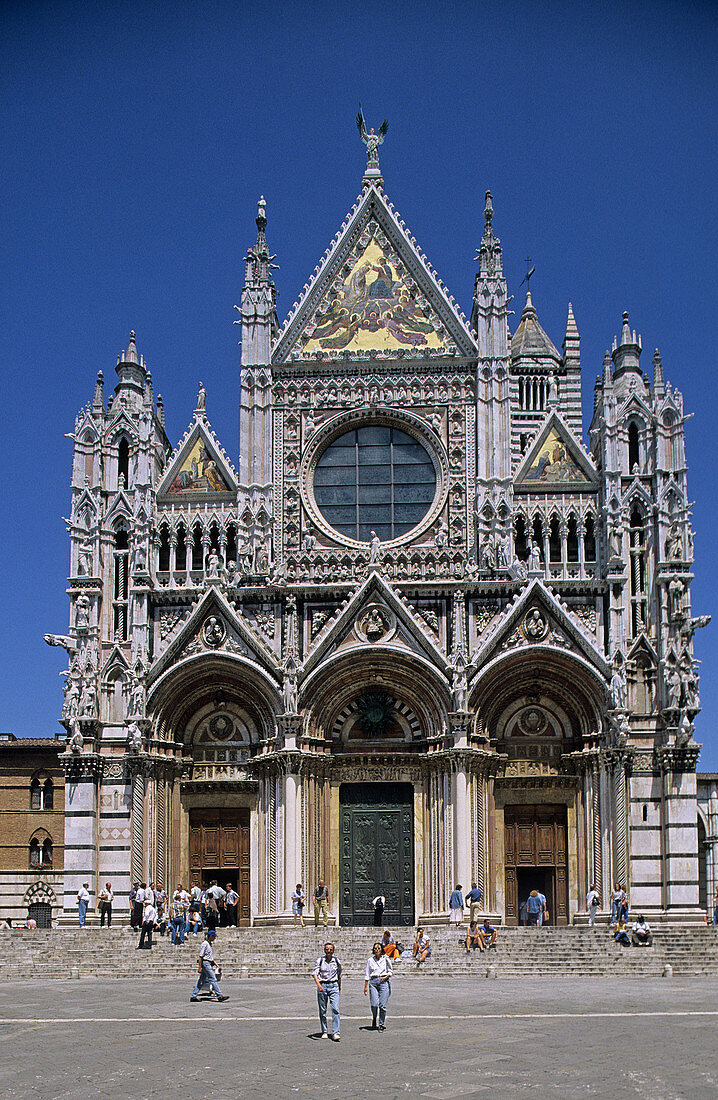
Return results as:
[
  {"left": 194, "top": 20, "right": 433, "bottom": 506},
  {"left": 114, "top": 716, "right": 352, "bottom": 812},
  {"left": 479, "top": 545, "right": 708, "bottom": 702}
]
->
[{"left": 364, "top": 942, "right": 392, "bottom": 1030}]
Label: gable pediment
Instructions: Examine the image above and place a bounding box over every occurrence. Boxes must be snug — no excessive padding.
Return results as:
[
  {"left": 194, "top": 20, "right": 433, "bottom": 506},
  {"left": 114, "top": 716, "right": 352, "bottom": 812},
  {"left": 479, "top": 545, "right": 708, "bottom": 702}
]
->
[
  {"left": 156, "top": 417, "right": 237, "bottom": 498},
  {"left": 273, "top": 185, "right": 476, "bottom": 363},
  {"left": 472, "top": 578, "right": 609, "bottom": 677},
  {"left": 148, "top": 587, "right": 281, "bottom": 685},
  {"left": 303, "top": 572, "right": 448, "bottom": 678},
  {"left": 514, "top": 411, "right": 597, "bottom": 489}
]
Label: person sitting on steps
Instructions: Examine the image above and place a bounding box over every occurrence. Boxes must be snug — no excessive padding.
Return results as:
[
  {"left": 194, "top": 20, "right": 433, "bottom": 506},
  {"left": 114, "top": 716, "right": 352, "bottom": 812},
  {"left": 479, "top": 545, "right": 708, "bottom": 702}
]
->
[
  {"left": 477, "top": 918, "right": 497, "bottom": 951},
  {"left": 412, "top": 927, "right": 432, "bottom": 964},
  {"left": 465, "top": 920, "right": 482, "bottom": 953}
]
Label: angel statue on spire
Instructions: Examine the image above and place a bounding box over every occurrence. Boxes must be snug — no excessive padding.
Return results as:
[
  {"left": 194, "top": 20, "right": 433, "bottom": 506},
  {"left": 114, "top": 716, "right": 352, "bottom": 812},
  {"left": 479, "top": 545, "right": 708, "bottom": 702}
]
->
[{"left": 357, "top": 104, "right": 388, "bottom": 170}]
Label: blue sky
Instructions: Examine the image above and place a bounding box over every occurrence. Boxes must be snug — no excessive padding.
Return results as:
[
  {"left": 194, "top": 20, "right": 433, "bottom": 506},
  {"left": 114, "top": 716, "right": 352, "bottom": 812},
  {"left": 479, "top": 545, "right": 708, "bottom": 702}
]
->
[{"left": 2, "top": 0, "right": 717, "bottom": 766}]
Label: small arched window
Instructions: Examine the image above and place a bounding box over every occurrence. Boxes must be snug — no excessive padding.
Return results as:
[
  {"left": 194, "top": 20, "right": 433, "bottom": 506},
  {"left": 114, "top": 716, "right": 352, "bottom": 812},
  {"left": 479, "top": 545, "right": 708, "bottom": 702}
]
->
[
  {"left": 532, "top": 516, "right": 544, "bottom": 559},
  {"left": 566, "top": 516, "right": 579, "bottom": 562},
  {"left": 29, "top": 832, "right": 53, "bottom": 868},
  {"left": 30, "top": 776, "right": 53, "bottom": 810},
  {"left": 192, "top": 522, "right": 204, "bottom": 571},
  {"left": 158, "top": 524, "right": 171, "bottom": 572},
  {"left": 549, "top": 516, "right": 561, "bottom": 562},
  {"left": 514, "top": 516, "right": 528, "bottom": 561},
  {"left": 629, "top": 506, "right": 648, "bottom": 635},
  {"left": 628, "top": 422, "right": 640, "bottom": 472},
  {"left": 117, "top": 436, "right": 130, "bottom": 486},
  {"left": 584, "top": 515, "right": 596, "bottom": 562},
  {"left": 113, "top": 527, "right": 130, "bottom": 640},
  {"left": 226, "top": 523, "right": 237, "bottom": 565}
]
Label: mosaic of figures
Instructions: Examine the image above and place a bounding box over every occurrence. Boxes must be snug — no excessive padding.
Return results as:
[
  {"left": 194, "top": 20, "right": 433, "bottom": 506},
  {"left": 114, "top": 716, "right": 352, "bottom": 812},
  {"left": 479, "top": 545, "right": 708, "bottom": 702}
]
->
[{"left": 167, "top": 437, "right": 232, "bottom": 494}]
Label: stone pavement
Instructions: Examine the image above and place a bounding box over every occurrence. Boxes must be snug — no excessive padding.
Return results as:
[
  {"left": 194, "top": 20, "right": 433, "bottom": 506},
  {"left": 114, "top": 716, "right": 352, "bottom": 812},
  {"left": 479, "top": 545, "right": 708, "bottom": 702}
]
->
[{"left": 1, "top": 976, "right": 717, "bottom": 1099}]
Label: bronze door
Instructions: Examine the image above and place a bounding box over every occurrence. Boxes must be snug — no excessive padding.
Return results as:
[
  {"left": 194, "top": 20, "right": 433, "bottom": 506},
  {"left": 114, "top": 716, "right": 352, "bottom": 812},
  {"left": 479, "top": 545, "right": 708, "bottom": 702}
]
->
[
  {"left": 339, "top": 783, "right": 414, "bottom": 926},
  {"left": 189, "top": 808, "right": 250, "bottom": 925},
  {"left": 504, "top": 804, "right": 568, "bottom": 925}
]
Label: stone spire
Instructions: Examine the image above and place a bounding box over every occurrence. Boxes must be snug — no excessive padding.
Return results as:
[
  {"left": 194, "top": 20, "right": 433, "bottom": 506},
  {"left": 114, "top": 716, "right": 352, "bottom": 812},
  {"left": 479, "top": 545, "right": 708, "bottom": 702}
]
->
[
  {"left": 652, "top": 348, "right": 665, "bottom": 398},
  {"left": 115, "top": 330, "right": 147, "bottom": 404},
  {"left": 235, "top": 197, "right": 278, "bottom": 366},
  {"left": 92, "top": 370, "right": 104, "bottom": 415},
  {"left": 611, "top": 310, "right": 642, "bottom": 379},
  {"left": 476, "top": 191, "right": 503, "bottom": 278}
]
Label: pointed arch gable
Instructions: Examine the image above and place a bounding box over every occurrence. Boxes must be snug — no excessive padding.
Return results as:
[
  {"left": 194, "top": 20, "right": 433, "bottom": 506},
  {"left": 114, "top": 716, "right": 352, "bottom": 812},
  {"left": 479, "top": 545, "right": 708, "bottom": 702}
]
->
[{"left": 157, "top": 418, "right": 238, "bottom": 498}]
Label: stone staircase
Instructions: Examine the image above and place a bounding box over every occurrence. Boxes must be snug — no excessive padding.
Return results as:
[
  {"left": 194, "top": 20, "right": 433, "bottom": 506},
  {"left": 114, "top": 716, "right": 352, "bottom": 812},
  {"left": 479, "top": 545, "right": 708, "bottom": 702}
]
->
[{"left": 3, "top": 924, "right": 718, "bottom": 981}]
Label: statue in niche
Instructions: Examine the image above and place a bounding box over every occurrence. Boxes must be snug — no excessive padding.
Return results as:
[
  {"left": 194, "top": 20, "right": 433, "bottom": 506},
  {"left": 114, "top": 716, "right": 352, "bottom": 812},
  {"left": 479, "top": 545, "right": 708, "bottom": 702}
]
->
[
  {"left": 528, "top": 542, "right": 542, "bottom": 571},
  {"left": 255, "top": 543, "right": 270, "bottom": 574},
  {"left": 238, "top": 541, "right": 253, "bottom": 574},
  {"left": 616, "top": 712, "right": 631, "bottom": 746},
  {"left": 130, "top": 677, "right": 146, "bottom": 717},
  {"left": 676, "top": 711, "right": 693, "bottom": 745},
  {"left": 608, "top": 524, "right": 623, "bottom": 561},
  {"left": 495, "top": 539, "right": 508, "bottom": 569},
  {"left": 451, "top": 656, "right": 468, "bottom": 712},
  {"left": 666, "top": 524, "right": 683, "bottom": 562},
  {"left": 75, "top": 594, "right": 91, "bottom": 630},
  {"left": 610, "top": 654, "right": 627, "bottom": 710},
  {"left": 78, "top": 538, "right": 93, "bottom": 576},
  {"left": 79, "top": 679, "right": 97, "bottom": 717},
  {"left": 668, "top": 577, "right": 686, "bottom": 621},
  {"left": 434, "top": 520, "right": 448, "bottom": 550},
  {"left": 206, "top": 549, "right": 221, "bottom": 579},
  {"left": 132, "top": 543, "right": 146, "bottom": 572},
  {"left": 665, "top": 663, "right": 682, "bottom": 710},
  {"left": 680, "top": 650, "right": 700, "bottom": 710},
  {"left": 126, "top": 721, "right": 144, "bottom": 753},
  {"left": 283, "top": 661, "right": 298, "bottom": 714},
  {"left": 62, "top": 677, "right": 81, "bottom": 718},
  {"left": 369, "top": 531, "right": 381, "bottom": 564},
  {"left": 524, "top": 608, "right": 548, "bottom": 640},
  {"left": 67, "top": 720, "right": 84, "bottom": 755},
  {"left": 302, "top": 529, "right": 316, "bottom": 553}
]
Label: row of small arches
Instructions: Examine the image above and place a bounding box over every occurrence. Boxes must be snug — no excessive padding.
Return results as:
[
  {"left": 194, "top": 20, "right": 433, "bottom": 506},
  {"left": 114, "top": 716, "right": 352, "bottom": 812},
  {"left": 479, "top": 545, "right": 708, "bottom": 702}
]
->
[{"left": 157, "top": 521, "right": 239, "bottom": 572}]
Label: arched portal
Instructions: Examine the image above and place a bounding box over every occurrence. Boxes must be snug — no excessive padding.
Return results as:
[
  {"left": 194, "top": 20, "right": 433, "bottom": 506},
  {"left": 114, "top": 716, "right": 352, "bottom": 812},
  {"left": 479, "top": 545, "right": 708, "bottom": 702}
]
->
[
  {"left": 301, "top": 648, "right": 451, "bottom": 925},
  {"left": 470, "top": 645, "right": 606, "bottom": 925},
  {"left": 146, "top": 654, "right": 281, "bottom": 923}
]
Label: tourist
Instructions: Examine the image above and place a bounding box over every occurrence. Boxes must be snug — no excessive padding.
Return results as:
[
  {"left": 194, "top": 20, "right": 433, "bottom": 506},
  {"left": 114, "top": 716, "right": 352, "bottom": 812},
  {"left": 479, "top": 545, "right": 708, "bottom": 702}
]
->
[
  {"left": 477, "top": 917, "right": 497, "bottom": 951},
  {"left": 190, "top": 929, "right": 228, "bottom": 1002},
  {"left": 465, "top": 883, "right": 482, "bottom": 924},
  {"left": 188, "top": 906, "right": 203, "bottom": 936},
  {"left": 364, "top": 941, "right": 392, "bottom": 1030},
  {"left": 412, "top": 927, "right": 431, "bottom": 964},
  {"left": 537, "top": 889, "right": 548, "bottom": 927},
  {"left": 128, "top": 882, "right": 139, "bottom": 928},
  {"left": 131, "top": 882, "right": 144, "bottom": 929},
  {"left": 206, "top": 891, "right": 220, "bottom": 931},
  {"left": 518, "top": 897, "right": 528, "bottom": 926},
  {"left": 619, "top": 887, "right": 629, "bottom": 924},
  {"left": 76, "top": 882, "right": 90, "bottom": 927},
  {"left": 169, "top": 891, "right": 186, "bottom": 946},
  {"left": 586, "top": 884, "right": 600, "bottom": 927},
  {"left": 613, "top": 917, "right": 630, "bottom": 946},
  {"left": 631, "top": 914, "right": 653, "bottom": 947},
  {"left": 98, "top": 881, "right": 113, "bottom": 927},
  {"left": 449, "top": 883, "right": 464, "bottom": 925},
  {"left": 381, "top": 929, "right": 401, "bottom": 960},
  {"left": 372, "top": 893, "right": 385, "bottom": 926},
  {"left": 291, "top": 883, "right": 305, "bottom": 927},
  {"left": 137, "top": 896, "right": 157, "bottom": 949},
  {"left": 526, "top": 890, "right": 542, "bottom": 926},
  {"left": 710, "top": 888, "right": 718, "bottom": 925},
  {"left": 224, "top": 884, "right": 239, "bottom": 927},
  {"left": 314, "top": 879, "right": 329, "bottom": 927},
  {"left": 313, "top": 942, "right": 342, "bottom": 1041},
  {"left": 610, "top": 883, "right": 624, "bottom": 926},
  {"left": 466, "top": 919, "right": 481, "bottom": 953}
]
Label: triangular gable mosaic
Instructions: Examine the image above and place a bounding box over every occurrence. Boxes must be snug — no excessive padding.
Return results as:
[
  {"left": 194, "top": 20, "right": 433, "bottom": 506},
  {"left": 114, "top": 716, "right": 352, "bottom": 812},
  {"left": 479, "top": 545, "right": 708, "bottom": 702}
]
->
[
  {"left": 302, "top": 238, "right": 445, "bottom": 353},
  {"left": 273, "top": 185, "right": 475, "bottom": 362},
  {"left": 514, "top": 413, "right": 596, "bottom": 489},
  {"left": 157, "top": 419, "right": 237, "bottom": 498}
]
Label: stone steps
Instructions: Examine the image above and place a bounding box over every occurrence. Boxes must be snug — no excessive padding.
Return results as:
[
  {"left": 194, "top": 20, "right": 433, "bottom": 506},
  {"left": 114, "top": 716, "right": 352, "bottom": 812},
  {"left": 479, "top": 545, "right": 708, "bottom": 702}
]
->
[{"left": 3, "top": 925, "right": 717, "bottom": 980}]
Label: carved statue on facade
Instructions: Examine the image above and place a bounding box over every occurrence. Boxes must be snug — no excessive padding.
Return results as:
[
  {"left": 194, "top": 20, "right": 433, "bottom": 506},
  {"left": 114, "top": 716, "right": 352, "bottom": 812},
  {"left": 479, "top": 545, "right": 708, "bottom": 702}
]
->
[
  {"left": 608, "top": 524, "right": 623, "bottom": 561},
  {"left": 67, "top": 721, "right": 84, "bottom": 755},
  {"left": 79, "top": 678, "right": 97, "bottom": 717},
  {"left": 302, "top": 529, "right": 316, "bottom": 553},
  {"left": 78, "top": 538, "right": 94, "bottom": 576},
  {"left": 362, "top": 608, "right": 387, "bottom": 641},
  {"left": 130, "top": 677, "right": 146, "bottom": 717},
  {"left": 369, "top": 531, "right": 381, "bottom": 564},
  {"left": 610, "top": 653, "right": 627, "bottom": 710},
  {"left": 44, "top": 633, "right": 74, "bottom": 652},
  {"left": 206, "top": 548, "right": 221, "bottom": 579},
  {"left": 254, "top": 542, "right": 270, "bottom": 575},
  {"left": 451, "top": 655, "right": 468, "bottom": 712},
  {"left": 356, "top": 106, "right": 388, "bottom": 170},
  {"left": 132, "top": 542, "right": 147, "bottom": 572},
  {"left": 237, "top": 540, "right": 253, "bottom": 574},
  {"left": 283, "top": 661, "right": 298, "bottom": 714},
  {"left": 126, "top": 721, "right": 144, "bottom": 753},
  {"left": 435, "top": 519, "right": 448, "bottom": 550},
  {"left": 62, "top": 677, "right": 81, "bottom": 718},
  {"left": 75, "top": 593, "right": 91, "bottom": 630},
  {"left": 666, "top": 524, "right": 683, "bottom": 562},
  {"left": 196, "top": 382, "right": 206, "bottom": 411},
  {"left": 664, "top": 663, "right": 682, "bottom": 710},
  {"left": 528, "top": 541, "right": 542, "bottom": 571}
]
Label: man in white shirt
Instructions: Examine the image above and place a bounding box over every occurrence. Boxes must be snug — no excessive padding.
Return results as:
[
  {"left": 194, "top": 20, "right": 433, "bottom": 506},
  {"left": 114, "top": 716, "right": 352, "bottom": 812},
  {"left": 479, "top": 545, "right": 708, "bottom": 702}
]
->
[
  {"left": 137, "top": 900, "right": 157, "bottom": 950},
  {"left": 190, "top": 930, "right": 229, "bottom": 1002},
  {"left": 586, "top": 885, "right": 600, "bottom": 927},
  {"left": 76, "top": 882, "right": 90, "bottom": 928},
  {"left": 313, "top": 942, "right": 342, "bottom": 1041},
  {"left": 224, "top": 885, "right": 239, "bottom": 927},
  {"left": 631, "top": 914, "right": 653, "bottom": 947},
  {"left": 98, "top": 882, "right": 114, "bottom": 928}
]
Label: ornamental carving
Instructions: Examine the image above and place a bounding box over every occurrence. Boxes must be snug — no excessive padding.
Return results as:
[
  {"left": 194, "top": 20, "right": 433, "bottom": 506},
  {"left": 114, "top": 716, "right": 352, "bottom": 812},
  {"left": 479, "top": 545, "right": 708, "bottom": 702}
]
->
[
  {"left": 203, "top": 615, "right": 226, "bottom": 648},
  {"left": 522, "top": 608, "right": 549, "bottom": 642},
  {"left": 518, "top": 707, "right": 548, "bottom": 736},
  {"left": 354, "top": 604, "right": 396, "bottom": 643}
]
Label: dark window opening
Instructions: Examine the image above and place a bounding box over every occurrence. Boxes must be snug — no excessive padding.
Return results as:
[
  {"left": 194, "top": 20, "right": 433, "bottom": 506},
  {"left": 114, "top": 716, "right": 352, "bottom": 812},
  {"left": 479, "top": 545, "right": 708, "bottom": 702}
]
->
[
  {"left": 118, "top": 436, "right": 130, "bottom": 486},
  {"left": 175, "top": 523, "right": 187, "bottom": 571},
  {"left": 566, "top": 516, "right": 579, "bottom": 562},
  {"left": 192, "top": 522, "right": 204, "bottom": 570},
  {"left": 629, "top": 506, "right": 648, "bottom": 635},
  {"left": 158, "top": 525, "right": 170, "bottom": 572},
  {"left": 532, "top": 516, "right": 544, "bottom": 560},
  {"left": 628, "top": 422, "right": 640, "bottom": 472},
  {"left": 226, "top": 524, "right": 237, "bottom": 565},
  {"left": 113, "top": 529, "right": 129, "bottom": 640},
  {"left": 584, "top": 515, "right": 596, "bottom": 561},
  {"left": 549, "top": 516, "right": 561, "bottom": 562},
  {"left": 514, "top": 516, "right": 528, "bottom": 561}
]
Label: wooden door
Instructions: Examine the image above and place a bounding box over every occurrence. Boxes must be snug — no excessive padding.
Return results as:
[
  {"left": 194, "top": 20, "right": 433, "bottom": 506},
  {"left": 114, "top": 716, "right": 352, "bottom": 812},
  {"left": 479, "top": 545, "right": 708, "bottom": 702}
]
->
[
  {"left": 503, "top": 804, "right": 569, "bottom": 925},
  {"left": 189, "top": 808, "right": 250, "bottom": 925}
]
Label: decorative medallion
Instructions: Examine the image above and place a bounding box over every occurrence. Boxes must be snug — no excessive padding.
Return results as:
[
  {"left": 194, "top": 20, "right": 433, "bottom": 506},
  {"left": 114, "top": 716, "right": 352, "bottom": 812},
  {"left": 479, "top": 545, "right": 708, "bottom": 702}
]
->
[
  {"left": 203, "top": 615, "right": 226, "bottom": 648},
  {"left": 518, "top": 707, "right": 548, "bottom": 736},
  {"left": 522, "top": 608, "right": 549, "bottom": 642},
  {"left": 355, "top": 689, "right": 395, "bottom": 737},
  {"left": 208, "top": 714, "right": 234, "bottom": 741},
  {"left": 354, "top": 603, "right": 396, "bottom": 643}
]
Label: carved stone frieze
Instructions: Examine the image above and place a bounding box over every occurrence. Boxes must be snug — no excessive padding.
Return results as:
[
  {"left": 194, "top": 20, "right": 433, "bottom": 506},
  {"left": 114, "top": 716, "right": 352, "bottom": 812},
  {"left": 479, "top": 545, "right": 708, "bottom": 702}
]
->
[{"left": 58, "top": 751, "right": 104, "bottom": 781}]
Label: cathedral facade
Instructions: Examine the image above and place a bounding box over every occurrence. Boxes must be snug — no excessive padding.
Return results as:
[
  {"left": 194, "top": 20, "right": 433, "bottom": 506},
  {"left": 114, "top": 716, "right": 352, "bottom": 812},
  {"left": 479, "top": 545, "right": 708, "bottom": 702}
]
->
[{"left": 50, "top": 145, "right": 709, "bottom": 927}]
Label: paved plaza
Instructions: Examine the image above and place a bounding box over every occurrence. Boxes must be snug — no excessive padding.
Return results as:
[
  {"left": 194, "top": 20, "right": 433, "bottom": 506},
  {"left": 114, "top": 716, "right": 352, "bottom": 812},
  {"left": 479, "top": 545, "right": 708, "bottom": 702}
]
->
[{"left": 1, "top": 976, "right": 717, "bottom": 1098}]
